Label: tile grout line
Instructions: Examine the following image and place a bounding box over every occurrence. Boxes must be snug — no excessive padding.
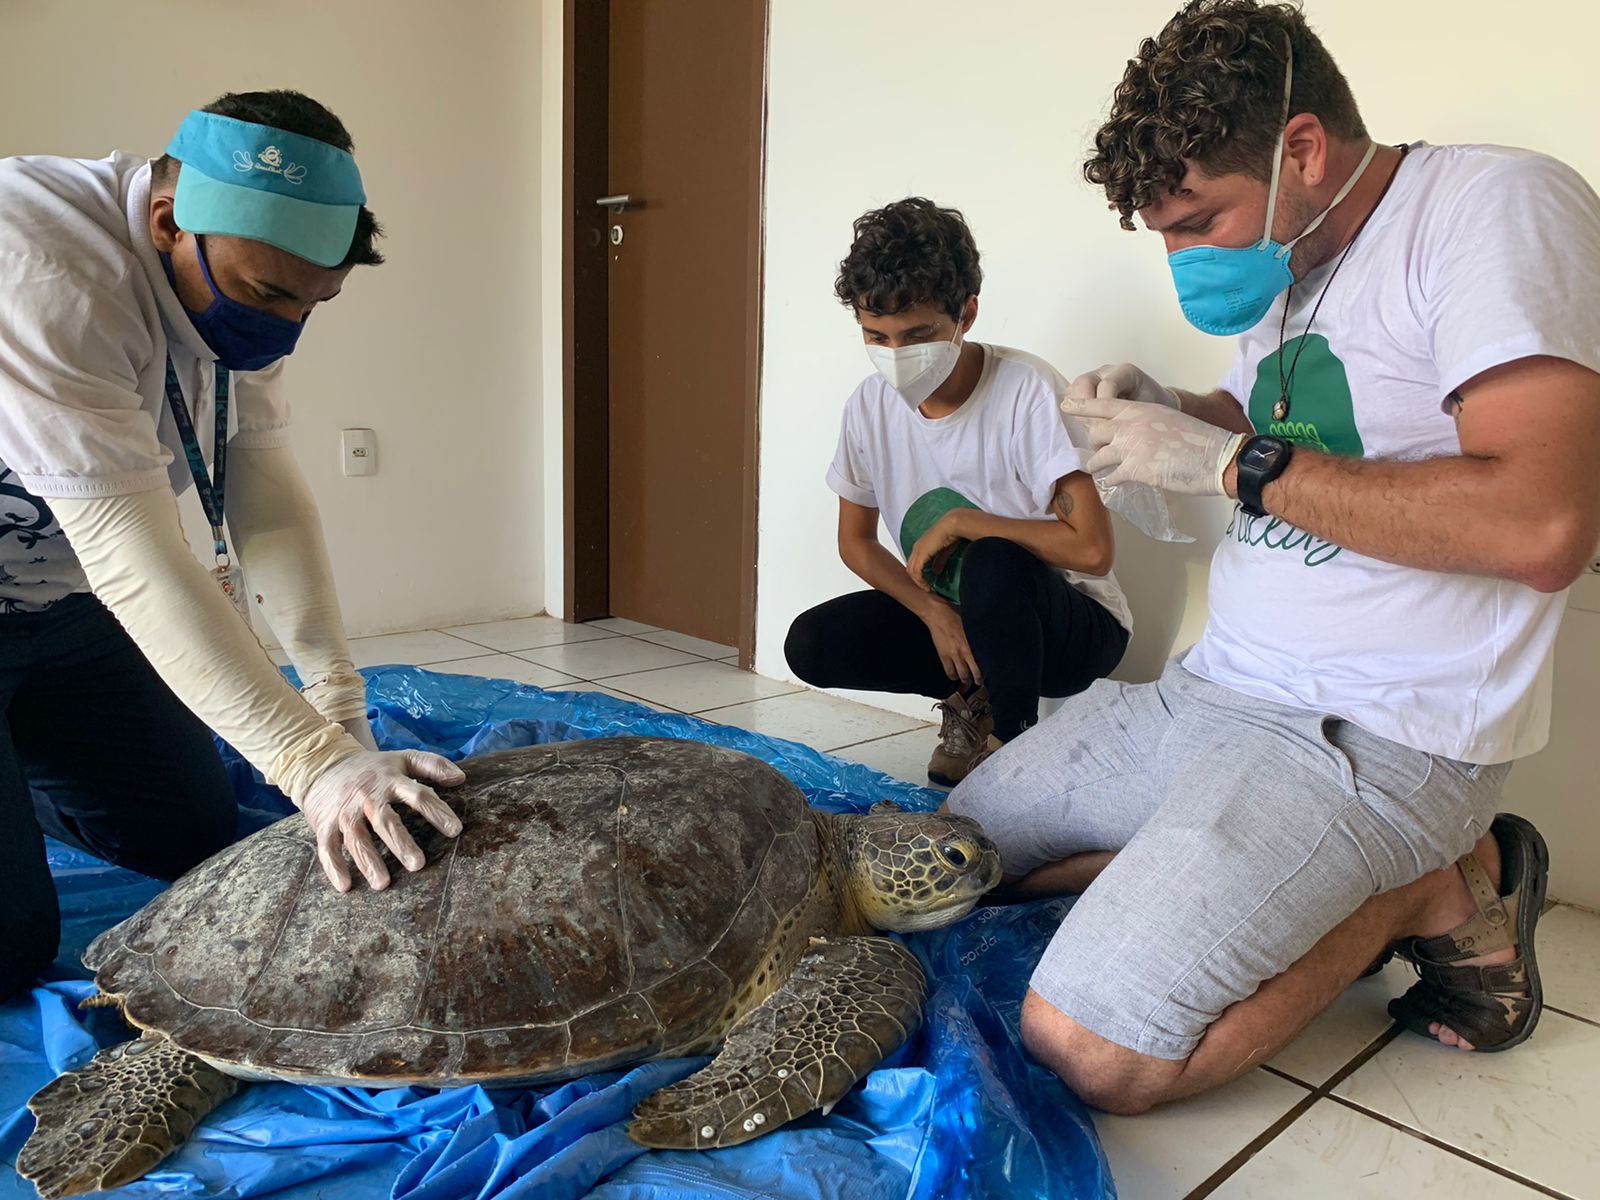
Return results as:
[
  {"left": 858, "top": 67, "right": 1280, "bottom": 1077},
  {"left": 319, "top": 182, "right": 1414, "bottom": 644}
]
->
[
  {"left": 503, "top": 636, "right": 713, "bottom": 667},
  {"left": 1184, "top": 1024, "right": 1405, "bottom": 1199},
  {"left": 1322, "top": 1094, "right": 1579, "bottom": 1200},
  {"left": 1181, "top": 1085, "right": 1321, "bottom": 1200},
  {"left": 1543, "top": 1004, "right": 1600, "bottom": 1031},
  {"left": 694, "top": 687, "right": 934, "bottom": 728},
  {"left": 522, "top": 645, "right": 729, "bottom": 683},
  {"left": 828, "top": 726, "right": 940, "bottom": 754},
  {"left": 431, "top": 630, "right": 624, "bottom": 655}
]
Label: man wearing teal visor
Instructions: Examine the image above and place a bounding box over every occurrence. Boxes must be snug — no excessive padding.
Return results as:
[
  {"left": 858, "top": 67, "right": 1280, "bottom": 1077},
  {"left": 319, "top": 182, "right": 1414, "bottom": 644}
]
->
[{"left": 0, "top": 90, "right": 465, "bottom": 1004}]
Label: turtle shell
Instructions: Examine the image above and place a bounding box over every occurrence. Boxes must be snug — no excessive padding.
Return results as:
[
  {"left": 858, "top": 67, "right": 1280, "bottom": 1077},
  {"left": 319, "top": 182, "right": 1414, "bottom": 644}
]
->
[{"left": 85, "top": 737, "right": 822, "bottom": 1087}]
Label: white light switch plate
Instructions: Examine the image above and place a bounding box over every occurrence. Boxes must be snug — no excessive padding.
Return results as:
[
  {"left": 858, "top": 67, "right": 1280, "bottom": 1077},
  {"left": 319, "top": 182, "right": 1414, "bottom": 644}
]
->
[{"left": 341, "top": 428, "right": 376, "bottom": 477}]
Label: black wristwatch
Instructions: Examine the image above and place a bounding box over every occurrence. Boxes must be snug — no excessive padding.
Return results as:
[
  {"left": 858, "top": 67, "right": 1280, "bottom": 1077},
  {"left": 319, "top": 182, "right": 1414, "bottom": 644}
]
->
[{"left": 1234, "top": 435, "right": 1294, "bottom": 518}]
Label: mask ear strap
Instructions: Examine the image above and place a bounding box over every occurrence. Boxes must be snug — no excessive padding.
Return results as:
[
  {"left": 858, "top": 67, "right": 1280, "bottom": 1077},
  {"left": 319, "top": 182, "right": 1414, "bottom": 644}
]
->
[
  {"left": 193, "top": 235, "right": 225, "bottom": 303},
  {"left": 1284, "top": 139, "right": 1379, "bottom": 253},
  {"left": 1257, "top": 41, "right": 1295, "bottom": 249}
]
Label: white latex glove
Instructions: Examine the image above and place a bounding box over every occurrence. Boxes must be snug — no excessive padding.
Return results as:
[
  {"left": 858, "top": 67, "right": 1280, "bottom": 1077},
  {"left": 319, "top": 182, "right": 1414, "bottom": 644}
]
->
[
  {"left": 1064, "top": 395, "right": 1246, "bottom": 496},
  {"left": 301, "top": 749, "right": 467, "bottom": 891},
  {"left": 1066, "top": 362, "right": 1182, "bottom": 411},
  {"left": 340, "top": 715, "right": 380, "bottom": 751}
]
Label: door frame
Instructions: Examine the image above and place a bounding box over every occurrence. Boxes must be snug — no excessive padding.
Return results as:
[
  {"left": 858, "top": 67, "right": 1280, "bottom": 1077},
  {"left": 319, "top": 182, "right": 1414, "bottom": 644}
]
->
[{"left": 561, "top": 0, "right": 767, "bottom": 668}]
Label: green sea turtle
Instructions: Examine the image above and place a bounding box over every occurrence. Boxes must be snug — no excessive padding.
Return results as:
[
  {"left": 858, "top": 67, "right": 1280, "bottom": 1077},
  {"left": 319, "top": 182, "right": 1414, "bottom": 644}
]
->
[{"left": 19, "top": 736, "right": 1001, "bottom": 1198}]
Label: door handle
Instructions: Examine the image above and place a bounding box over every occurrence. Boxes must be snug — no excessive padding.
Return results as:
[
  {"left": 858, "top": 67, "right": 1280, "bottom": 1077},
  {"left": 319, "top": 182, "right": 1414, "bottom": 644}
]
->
[{"left": 595, "top": 193, "right": 635, "bottom": 214}]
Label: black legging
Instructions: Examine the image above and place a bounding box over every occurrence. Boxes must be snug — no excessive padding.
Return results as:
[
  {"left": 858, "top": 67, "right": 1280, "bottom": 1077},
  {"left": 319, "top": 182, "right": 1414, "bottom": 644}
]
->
[
  {"left": 785, "top": 538, "right": 1128, "bottom": 741},
  {"left": 0, "top": 594, "right": 238, "bottom": 1001}
]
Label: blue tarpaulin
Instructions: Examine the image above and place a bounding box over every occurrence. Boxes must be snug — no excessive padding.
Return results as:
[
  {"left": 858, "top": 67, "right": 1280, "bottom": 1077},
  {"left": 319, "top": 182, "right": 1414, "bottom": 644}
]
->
[{"left": 1, "top": 666, "right": 1112, "bottom": 1200}]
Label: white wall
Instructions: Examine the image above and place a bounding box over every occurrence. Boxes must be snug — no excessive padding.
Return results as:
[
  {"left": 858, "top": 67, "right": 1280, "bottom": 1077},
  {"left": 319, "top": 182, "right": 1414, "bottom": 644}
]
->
[
  {"left": 0, "top": 0, "right": 546, "bottom": 635},
  {"left": 756, "top": 0, "right": 1600, "bottom": 904},
  {"left": 540, "top": 0, "right": 568, "bottom": 619}
]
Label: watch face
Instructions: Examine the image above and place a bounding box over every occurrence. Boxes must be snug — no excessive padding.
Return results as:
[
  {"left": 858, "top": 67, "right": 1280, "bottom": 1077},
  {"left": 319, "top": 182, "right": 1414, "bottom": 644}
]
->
[{"left": 1240, "top": 441, "right": 1280, "bottom": 470}]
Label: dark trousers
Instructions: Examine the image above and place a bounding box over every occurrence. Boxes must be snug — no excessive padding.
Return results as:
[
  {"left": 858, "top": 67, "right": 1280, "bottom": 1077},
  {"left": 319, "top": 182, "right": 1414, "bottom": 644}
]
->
[
  {"left": 0, "top": 594, "right": 236, "bottom": 1001},
  {"left": 785, "top": 537, "right": 1129, "bottom": 741}
]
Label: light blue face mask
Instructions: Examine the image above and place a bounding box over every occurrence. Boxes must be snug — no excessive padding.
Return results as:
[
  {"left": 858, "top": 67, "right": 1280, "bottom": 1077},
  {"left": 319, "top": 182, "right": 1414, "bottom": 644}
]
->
[{"left": 1166, "top": 51, "right": 1377, "bottom": 336}]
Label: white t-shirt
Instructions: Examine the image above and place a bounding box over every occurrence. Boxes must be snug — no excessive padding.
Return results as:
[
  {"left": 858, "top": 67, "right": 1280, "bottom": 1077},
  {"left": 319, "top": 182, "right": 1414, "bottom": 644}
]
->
[
  {"left": 0, "top": 152, "right": 290, "bottom": 612},
  {"left": 827, "top": 342, "right": 1133, "bottom": 632},
  {"left": 1185, "top": 143, "right": 1600, "bottom": 763}
]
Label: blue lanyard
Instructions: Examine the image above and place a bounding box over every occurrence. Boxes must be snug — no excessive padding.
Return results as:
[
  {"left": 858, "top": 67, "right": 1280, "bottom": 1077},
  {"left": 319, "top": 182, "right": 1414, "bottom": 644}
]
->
[{"left": 163, "top": 355, "right": 231, "bottom": 564}]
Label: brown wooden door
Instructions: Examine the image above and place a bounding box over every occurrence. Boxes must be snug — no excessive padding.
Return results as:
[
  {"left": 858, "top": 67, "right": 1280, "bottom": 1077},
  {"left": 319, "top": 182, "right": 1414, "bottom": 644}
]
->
[{"left": 603, "top": 0, "right": 765, "bottom": 646}]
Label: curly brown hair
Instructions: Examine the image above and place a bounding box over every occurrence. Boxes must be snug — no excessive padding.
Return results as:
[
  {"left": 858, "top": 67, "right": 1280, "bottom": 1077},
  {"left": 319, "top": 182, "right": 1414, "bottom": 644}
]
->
[
  {"left": 1084, "top": 0, "right": 1366, "bottom": 230},
  {"left": 835, "top": 197, "right": 982, "bottom": 321}
]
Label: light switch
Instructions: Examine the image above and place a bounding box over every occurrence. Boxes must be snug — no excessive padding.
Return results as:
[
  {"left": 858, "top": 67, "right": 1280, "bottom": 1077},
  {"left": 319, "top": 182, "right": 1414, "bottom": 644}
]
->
[{"left": 341, "top": 428, "right": 377, "bottom": 477}]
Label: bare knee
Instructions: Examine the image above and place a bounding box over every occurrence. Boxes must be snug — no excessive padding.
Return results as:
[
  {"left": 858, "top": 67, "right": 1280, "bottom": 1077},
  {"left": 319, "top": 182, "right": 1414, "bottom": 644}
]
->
[{"left": 1019, "top": 988, "right": 1179, "bottom": 1116}]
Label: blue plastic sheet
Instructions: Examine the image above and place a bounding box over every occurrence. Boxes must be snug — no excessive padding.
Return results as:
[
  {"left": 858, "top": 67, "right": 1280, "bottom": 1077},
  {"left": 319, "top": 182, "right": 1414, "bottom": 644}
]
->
[{"left": 2, "top": 666, "right": 1113, "bottom": 1200}]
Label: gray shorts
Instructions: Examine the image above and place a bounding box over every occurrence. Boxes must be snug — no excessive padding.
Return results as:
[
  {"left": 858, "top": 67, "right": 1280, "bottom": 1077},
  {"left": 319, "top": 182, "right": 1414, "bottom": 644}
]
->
[{"left": 947, "top": 659, "right": 1511, "bottom": 1060}]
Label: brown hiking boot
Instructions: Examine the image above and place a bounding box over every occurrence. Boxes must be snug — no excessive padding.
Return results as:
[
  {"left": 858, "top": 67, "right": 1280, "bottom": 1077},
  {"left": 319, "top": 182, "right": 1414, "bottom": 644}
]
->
[{"left": 928, "top": 689, "right": 995, "bottom": 787}]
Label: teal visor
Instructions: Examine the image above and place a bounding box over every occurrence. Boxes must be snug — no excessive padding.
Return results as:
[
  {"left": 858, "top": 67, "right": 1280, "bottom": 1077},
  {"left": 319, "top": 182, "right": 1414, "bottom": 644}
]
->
[{"left": 166, "top": 110, "right": 366, "bottom": 268}]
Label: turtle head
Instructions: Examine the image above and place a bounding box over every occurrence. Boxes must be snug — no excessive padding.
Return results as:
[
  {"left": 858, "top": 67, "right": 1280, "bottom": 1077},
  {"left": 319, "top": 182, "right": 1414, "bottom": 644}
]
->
[{"left": 833, "top": 801, "right": 1002, "bottom": 933}]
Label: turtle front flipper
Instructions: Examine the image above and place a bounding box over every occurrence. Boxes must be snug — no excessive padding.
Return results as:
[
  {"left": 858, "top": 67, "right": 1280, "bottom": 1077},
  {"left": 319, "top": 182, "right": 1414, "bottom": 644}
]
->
[
  {"left": 18, "top": 1032, "right": 238, "bottom": 1199},
  {"left": 628, "top": 936, "right": 925, "bottom": 1149}
]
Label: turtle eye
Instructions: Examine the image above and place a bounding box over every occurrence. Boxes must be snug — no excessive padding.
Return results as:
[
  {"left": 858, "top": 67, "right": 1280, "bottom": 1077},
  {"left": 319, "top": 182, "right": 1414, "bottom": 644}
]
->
[{"left": 936, "top": 841, "right": 970, "bottom": 870}]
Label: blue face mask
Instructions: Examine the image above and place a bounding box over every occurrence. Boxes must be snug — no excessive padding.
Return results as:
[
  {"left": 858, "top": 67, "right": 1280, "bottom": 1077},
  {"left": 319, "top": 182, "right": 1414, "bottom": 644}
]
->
[
  {"left": 161, "top": 237, "right": 305, "bottom": 372},
  {"left": 1166, "top": 50, "right": 1377, "bottom": 337}
]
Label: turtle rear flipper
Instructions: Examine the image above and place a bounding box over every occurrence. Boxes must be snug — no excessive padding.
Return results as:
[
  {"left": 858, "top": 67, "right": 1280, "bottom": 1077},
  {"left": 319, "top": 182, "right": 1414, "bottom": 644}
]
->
[
  {"left": 18, "top": 1032, "right": 238, "bottom": 1199},
  {"left": 628, "top": 937, "right": 925, "bottom": 1148}
]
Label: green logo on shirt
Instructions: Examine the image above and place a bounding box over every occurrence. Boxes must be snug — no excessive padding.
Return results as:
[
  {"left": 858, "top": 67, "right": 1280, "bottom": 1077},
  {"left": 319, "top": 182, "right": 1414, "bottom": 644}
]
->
[
  {"left": 1247, "top": 333, "right": 1364, "bottom": 457},
  {"left": 1233, "top": 333, "right": 1363, "bottom": 567},
  {"left": 900, "top": 487, "right": 979, "bottom": 602}
]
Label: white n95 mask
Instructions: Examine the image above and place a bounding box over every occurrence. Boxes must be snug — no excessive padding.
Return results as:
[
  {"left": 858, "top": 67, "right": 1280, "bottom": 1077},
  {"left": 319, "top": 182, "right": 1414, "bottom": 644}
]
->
[{"left": 866, "top": 331, "right": 962, "bottom": 410}]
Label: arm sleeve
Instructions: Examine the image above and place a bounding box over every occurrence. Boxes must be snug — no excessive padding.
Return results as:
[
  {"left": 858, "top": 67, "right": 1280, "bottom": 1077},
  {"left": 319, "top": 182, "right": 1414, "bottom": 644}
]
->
[
  {"left": 1015, "top": 387, "right": 1085, "bottom": 513},
  {"left": 1423, "top": 153, "right": 1600, "bottom": 402},
  {"left": 49, "top": 489, "right": 362, "bottom": 805},
  {"left": 824, "top": 397, "right": 878, "bottom": 507},
  {"left": 227, "top": 443, "right": 367, "bottom": 724}
]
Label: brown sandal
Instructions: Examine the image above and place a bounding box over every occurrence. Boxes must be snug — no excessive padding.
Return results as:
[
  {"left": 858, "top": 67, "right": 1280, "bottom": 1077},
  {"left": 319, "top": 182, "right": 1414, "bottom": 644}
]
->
[{"left": 1388, "top": 813, "right": 1548, "bottom": 1052}]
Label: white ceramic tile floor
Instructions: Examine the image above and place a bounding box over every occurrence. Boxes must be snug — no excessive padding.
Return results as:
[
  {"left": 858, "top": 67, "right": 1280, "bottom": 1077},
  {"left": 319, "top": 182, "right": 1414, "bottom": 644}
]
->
[
  {"left": 427, "top": 654, "right": 581, "bottom": 689},
  {"left": 702, "top": 688, "right": 926, "bottom": 751},
  {"left": 344, "top": 619, "right": 1600, "bottom": 1200},
  {"left": 1211, "top": 1099, "right": 1553, "bottom": 1199},
  {"left": 1095, "top": 1069, "right": 1310, "bottom": 1198},
  {"left": 555, "top": 680, "right": 680, "bottom": 713},
  {"left": 1539, "top": 903, "right": 1600, "bottom": 1025},
  {"left": 439, "top": 615, "right": 618, "bottom": 653},
  {"left": 585, "top": 617, "right": 660, "bottom": 636},
  {"left": 635, "top": 629, "right": 738, "bottom": 659},
  {"left": 516, "top": 637, "right": 701, "bottom": 680},
  {"left": 1333, "top": 1009, "right": 1600, "bottom": 1198},
  {"left": 832, "top": 726, "right": 945, "bottom": 789},
  {"left": 603, "top": 660, "right": 803, "bottom": 713}
]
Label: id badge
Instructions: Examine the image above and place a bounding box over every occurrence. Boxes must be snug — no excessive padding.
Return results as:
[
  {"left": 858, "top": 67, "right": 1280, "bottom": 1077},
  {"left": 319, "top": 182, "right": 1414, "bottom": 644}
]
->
[{"left": 213, "top": 562, "right": 253, "bottom": 629}]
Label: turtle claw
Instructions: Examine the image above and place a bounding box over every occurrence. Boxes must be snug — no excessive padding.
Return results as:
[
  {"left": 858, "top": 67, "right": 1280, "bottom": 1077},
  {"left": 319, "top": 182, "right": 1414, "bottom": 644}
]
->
[{"left": 628, "top": 937, "right": 925, "bottom": 1148}]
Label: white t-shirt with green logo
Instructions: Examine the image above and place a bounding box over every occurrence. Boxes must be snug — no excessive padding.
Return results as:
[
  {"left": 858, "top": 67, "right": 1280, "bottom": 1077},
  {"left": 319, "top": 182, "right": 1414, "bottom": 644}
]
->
[
  {"left": 827, "top": 342, "right": 1133, "bottom": 631},
  {"left": 1186, "top": 143, "right": 1600, "bottom": 763}
]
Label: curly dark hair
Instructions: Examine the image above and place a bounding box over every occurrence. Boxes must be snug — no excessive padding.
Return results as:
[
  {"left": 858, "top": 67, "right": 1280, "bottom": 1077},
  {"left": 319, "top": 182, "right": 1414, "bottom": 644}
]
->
[
  {"left": 835, "top": 197, "right": 981, "bottom": 321},
  {"left": 1085, "top": 0, "right": 1366, "bottom": 230},
  {"left": 152, "top": 90, "right": 384, "bottom": 268}
]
